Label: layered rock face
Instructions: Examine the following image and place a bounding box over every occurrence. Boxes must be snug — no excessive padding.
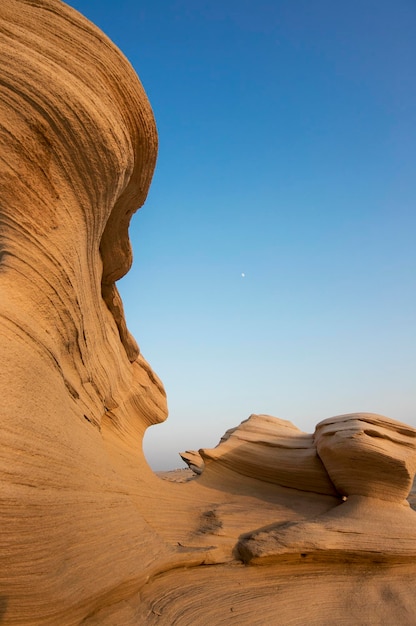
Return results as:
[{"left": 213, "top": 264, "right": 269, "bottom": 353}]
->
[
  {"left": 0, "top": 1, "right": 172, "bottom": 622},
  {"left": 315, "top": 413, "right": 416, "bottom": 502},
  {"left": 238, "top": 414, "right": 416, "bottom": 564},
  {"left": 1, "top": 2, "right": 416, "bottom": 624}
]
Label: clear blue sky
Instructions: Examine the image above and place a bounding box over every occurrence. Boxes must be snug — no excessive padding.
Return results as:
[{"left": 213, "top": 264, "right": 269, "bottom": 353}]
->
[{"left": 67, "top": 0, "right": 416, "bottom": 470}]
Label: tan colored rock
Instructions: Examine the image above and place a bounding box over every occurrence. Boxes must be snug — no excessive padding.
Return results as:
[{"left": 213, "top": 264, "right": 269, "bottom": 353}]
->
[
  {"left": 201, "top": 414, "right": 338, "bottom": 495},
  {"left": 1, "top": 2, "right": 416, "bottom": 624},
  {"left": 315, "top": 413, "right": 416, "bottom": 501},
  {"left": 180, "top": 449, "right": 205, "bottom": 474},
  {"left": 0, "top": 1, "right": 173, "bottom": 622},
  {"left": 238, "top": 413, "right": 416, "bottom": 564}
]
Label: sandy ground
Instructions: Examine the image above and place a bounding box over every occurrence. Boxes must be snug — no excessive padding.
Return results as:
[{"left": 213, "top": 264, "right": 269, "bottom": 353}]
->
[{"left": 156, "top": 468, "right": 195, "bottom": 483}]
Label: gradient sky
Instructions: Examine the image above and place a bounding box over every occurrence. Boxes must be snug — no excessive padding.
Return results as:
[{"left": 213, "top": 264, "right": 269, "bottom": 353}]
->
[{"left": 67, "top": 0, "right": 416, "bottom": 470}]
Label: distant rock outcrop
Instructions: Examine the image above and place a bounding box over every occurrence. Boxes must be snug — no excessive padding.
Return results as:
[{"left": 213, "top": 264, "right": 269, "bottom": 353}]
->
[
  {"left": 180, "top": 449, "right": 205, "bottom": 474},
  {"left": 1, "top": 2, "right": 416, "bottom": 624}
]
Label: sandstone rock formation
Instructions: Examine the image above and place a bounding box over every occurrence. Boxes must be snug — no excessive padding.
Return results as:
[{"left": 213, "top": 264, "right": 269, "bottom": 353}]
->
[
  {"left": 238, "top": 413, "right": 416, "bottom": 564},
  {"left": 200, "top": 413, "right": 339, "bottom": 495},
  {"left": 1, "top": 2, "right": 416, "bottom": 624},
  {"left": 180, "top": 449, "right": 205, "bottom": 474}
]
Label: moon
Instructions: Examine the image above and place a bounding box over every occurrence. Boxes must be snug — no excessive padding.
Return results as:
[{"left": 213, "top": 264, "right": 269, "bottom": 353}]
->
[{"left": 241, "top": 273, "right": 245, "bottom": 278}]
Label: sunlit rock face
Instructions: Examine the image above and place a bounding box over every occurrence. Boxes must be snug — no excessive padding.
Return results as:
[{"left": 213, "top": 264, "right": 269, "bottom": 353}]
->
[
  {"left": 1, "top": 2, "right": 416, "bottom": 625},
  {"left": 238, "top": 413, "right": 416, "bottom": 565},
  {"left": 314, "top": 413, "right": 416, "bottom": 502},
  {"left": 0, "top": 1, "right": 171, "bottom": 622},
  {"left": 200, "top": 413, "right": 338, "bottom": 495}
]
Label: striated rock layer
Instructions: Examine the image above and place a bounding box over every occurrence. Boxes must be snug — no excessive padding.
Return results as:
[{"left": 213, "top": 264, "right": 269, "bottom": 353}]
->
[{"left": 1, "top": 2, "right": 416, "bottom": 624}]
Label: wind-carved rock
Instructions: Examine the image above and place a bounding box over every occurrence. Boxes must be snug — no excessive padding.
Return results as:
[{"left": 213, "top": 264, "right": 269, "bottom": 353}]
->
[
  {"left": 200, "top": 413, "right": 339, "bottom": 495},
  {"left": 180, "top": 449, "right": 205, "bottom": 474},
  {"left": 238, "top": 414, "right": 416, "bottom": 564},
  {"left": 1, "top": 2, "right": 416, "bottom": 625},
  {"left": 0, "top": 1, "right": 173, "bottom": 623}
]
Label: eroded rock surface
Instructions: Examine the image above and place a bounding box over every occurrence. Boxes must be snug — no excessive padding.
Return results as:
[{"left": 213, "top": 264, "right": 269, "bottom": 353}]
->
[
  {"left": 1, "top": 2, "right": 416, "bottom": 624},
  {"left": 180, "top": 449, "right": 205, "bottom": 474},
  {"left": 315, "top": 413, "right": 416, "bottom": 502},
  {"left": 238, "top": 413, "right": 416, "bottom": 564},
  {"left": 200, "top": 413, "right": 338, "bottom": 495}
]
